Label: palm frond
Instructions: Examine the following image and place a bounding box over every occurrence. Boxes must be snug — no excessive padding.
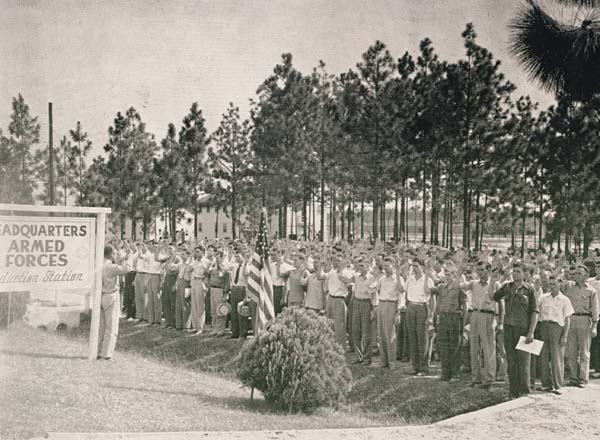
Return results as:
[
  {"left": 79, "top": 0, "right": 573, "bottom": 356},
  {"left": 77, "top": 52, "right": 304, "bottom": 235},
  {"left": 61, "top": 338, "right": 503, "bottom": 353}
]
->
[
  {"left": 510, "top": 0, "right": 600, "bottom": 100},
  {"left": 555, "top": 0, "right": 600, "bottom": 7}
]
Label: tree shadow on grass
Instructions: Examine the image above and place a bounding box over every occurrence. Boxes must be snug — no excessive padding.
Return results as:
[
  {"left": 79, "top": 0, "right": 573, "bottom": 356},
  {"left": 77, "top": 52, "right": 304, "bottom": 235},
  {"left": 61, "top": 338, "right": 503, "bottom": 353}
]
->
[
  {"left": 0, "top": 349, "right": 86, "bottom": 360},
  {"left": 104, "top": 384, "right": 278, "bottom": 414}
]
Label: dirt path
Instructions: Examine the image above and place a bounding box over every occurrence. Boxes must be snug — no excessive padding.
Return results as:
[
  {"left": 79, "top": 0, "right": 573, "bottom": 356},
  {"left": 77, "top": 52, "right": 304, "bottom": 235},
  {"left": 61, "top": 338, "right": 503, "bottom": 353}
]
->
[{"left": 44, "top": 383, "right": 599, "bottom": 440}]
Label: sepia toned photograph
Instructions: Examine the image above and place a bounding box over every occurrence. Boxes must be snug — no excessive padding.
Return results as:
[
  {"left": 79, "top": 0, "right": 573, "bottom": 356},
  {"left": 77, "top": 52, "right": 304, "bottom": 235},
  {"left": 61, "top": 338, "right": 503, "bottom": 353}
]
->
[{"left": 1, "top": 0, "right": 599, "bottom": 439}]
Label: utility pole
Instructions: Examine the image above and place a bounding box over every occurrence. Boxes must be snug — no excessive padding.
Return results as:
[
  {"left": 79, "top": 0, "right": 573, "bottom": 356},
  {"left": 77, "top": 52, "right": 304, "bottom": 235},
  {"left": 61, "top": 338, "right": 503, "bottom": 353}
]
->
[{"left": 48, "top": 102, "right": 56, "bottom": 205}]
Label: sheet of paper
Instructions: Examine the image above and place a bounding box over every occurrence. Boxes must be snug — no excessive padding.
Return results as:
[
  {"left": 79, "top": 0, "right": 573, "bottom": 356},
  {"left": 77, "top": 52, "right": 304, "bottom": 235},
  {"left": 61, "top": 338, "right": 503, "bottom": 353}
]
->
[{"left": 516, "top": 336, "right": 544, "bottom": 356}]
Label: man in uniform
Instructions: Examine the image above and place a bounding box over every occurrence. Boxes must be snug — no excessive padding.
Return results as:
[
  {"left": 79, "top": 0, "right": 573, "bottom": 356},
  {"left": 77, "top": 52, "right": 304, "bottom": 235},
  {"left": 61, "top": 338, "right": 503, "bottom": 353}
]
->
[
  {"left": 229, "top": 251, "right": 249, "bottom": 339},
  {"left": 562, "top": 265, "right": 599, "bottom": 387},
  {"left": 493, "top": 262, "right": 539, "bottom": 398}
]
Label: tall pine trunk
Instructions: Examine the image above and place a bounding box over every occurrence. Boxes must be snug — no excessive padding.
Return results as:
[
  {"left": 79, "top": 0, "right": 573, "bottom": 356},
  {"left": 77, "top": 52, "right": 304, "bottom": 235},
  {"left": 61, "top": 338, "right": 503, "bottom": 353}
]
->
[
  {"left": 394, "top": 190, "right": 399, "bottom": 243},
  {"left": 360, "top": 198, "right": 364, "bottom": 239},
  {"left": 422, "top": 174, "right": 427, "bottom": 244}
]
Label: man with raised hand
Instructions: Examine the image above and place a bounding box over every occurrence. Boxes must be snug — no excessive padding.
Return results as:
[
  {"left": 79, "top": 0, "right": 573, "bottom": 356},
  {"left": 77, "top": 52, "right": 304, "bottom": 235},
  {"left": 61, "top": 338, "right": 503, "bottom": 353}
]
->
[
  {"left": 493, "top": 262, "right": 539, "bottom": 398},
  {"left": 562, "top": 265, "right": 599, "bottom": 387},
  {"left": 99, "top": 244, "right": 131, "bottom": 360},
  {"left": 462, "top": 262, "right": 499, "bottom": 390},
  {"left": 433, "top": 265, "right": 468, "bottom": 382},
  {"left": 372, "top": 257, "right": 405, "bottom": 370},
  {"left": 405, "top": 259, "right": 436, "bottom": 376},
  {"left": 349, "top": 259, "right": 377, "bottom": 365},
  {"left": 325, "top": 254, "right": 352, "bottom": 349}
]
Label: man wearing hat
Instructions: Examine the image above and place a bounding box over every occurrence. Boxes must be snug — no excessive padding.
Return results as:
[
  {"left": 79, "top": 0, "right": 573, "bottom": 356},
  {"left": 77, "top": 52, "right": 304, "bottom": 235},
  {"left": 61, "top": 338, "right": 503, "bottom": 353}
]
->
[{"left": 561, "top": 265, "right": 599, "bottom": 387}]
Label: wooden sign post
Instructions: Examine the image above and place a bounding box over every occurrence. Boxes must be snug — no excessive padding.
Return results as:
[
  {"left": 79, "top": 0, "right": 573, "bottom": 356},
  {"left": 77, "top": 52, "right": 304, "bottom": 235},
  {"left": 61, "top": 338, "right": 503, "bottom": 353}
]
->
[{"left": 0, "top": 204, "right": 111, "bottom": 360}]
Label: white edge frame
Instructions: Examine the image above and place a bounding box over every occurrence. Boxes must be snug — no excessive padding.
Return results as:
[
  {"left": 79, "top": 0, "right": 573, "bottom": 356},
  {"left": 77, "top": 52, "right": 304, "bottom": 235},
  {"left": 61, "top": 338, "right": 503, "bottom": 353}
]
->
[{"left": 0, "top": 204, "right": 111, "bottom": 360}]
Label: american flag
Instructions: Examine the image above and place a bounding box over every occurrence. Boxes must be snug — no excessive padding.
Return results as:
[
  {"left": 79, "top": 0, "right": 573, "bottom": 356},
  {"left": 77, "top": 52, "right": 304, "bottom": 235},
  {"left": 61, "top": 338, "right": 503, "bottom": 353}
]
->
[{"left": 247, "top": 208, "right": 275, "bottom": 333}]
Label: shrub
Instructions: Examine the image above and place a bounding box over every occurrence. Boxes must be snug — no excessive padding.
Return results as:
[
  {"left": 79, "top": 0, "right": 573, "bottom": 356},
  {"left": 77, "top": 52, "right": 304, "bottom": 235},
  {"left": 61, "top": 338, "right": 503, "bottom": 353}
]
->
[{"left": 238, "top": 307, "right": 352, "bottom": 413}]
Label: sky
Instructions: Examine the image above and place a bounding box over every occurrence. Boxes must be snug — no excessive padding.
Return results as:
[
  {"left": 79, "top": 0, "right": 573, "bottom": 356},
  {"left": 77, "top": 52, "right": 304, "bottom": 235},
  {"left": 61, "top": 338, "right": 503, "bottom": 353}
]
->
[{"left": 0, "top": 0, "right": 557, "bottom": 159}]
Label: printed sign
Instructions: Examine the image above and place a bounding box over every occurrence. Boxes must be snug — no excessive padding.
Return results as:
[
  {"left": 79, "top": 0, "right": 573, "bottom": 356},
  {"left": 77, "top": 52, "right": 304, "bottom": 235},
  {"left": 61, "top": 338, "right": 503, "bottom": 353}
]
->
[{"left": 0, "top": 216, "right": 96, "bottom": 292}]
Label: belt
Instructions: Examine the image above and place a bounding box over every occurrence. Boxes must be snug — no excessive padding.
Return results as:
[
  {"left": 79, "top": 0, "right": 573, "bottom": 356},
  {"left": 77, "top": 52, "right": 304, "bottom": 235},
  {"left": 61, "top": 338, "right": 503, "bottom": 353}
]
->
[
  {"left": 379, "top": 299, "right": 398, "bottom": 303},
  {"left": 137, "top": 271, "right": 148, "bottom": 274},
  {"left": 573, "top": 313, "right": 591, "bottom": 316},
  {"left": 473, "top": 309, "right": 495, "bottom": 315},
  {"left": 354, "top": 297, "right": 371, "bottom": 301},
  {"left": 210, "top": 286, "right": 224, "bottom": 289},
  {"left": 328, "top": 295, "right": 345, "bottom": 299},
  {"left": 407, "top": 301, "right": 426, "bottom": 306},
  {"left": 192, "top": 276, "right": 204, "bottom": 280}
]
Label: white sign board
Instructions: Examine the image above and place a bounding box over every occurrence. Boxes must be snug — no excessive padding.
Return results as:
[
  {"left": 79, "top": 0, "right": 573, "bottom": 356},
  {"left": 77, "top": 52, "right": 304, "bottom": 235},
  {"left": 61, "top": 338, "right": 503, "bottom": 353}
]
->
[{"left": 0, "top": 216, "right": 96, "bottom": 292}]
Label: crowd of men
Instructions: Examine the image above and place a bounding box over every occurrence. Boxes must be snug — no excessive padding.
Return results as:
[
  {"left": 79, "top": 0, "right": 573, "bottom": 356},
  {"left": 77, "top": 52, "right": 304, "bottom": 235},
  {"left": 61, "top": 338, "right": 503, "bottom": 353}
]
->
[{"left": 99, "top": 236, "right": 600, "bottom": 399}]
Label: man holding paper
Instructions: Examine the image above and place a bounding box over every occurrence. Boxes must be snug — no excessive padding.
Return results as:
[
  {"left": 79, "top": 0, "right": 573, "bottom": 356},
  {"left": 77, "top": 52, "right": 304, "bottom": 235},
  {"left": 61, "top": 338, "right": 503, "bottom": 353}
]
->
[{"left": 493, "top": 262, "right": 539, "bottom": 398}]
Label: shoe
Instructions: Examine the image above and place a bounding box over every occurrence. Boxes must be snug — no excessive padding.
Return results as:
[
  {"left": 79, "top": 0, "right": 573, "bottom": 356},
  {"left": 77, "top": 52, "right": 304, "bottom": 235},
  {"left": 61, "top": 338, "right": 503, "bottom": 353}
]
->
[
  {"left": 103, "top": 357, "right": 113, "bottom": 361},
  {"left": 552, "top": 389, "right": 562, "bottom": 395},
  {"left": 449, "top": 378, "right": 461, "bottom": 384},
  {"left": 369, "top": 362, "right": 384, "bottom": 369},
  {"left": 364, "top": 359, "right": 372, "bottom": 366},
  {"left": 416, "top": 372, "right": 427, "bottom": 377},
  {"left": 590, "top": 372, "right": 600, "bottom": 379},
  {"left": 577, "top": 382, "right": 587, "bottom": 388},
  {"left": 537, "top": 386, "right": 553, "bottom": 392},
  {"left": 96, "top": 355, "right": 102, "bottom": 360},
  {"left": 567, "top": 381, "right": 579, "bottom": 387}
]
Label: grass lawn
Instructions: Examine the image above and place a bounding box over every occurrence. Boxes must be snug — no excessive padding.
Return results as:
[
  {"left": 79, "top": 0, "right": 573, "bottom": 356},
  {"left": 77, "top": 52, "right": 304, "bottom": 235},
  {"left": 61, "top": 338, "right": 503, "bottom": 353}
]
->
[{"left": 0, "top": 318, "right": 509, "bottom": 439}]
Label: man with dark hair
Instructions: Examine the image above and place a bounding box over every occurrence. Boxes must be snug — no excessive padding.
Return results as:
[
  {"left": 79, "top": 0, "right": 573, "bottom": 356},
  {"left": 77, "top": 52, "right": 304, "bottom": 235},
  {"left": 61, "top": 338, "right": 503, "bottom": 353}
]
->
[
  {"left": 99, "top": 244, "right": 131, "bottom": 360},
  {"left": 493, "top": 263, "right": 539, "bottom": 398}
]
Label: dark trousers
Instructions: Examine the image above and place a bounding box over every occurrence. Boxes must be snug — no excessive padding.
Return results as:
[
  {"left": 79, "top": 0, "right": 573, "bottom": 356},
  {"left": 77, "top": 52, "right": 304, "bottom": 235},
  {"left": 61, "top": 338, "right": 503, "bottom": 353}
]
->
[
  {"left": 438, "top": 313, "right": 462, "bottom": 380},
  {"left": 591, "top": 321, "right": 600, "bottom": 372},
  {"left": 396, "top": 308, "right": 409, "bottom": 361},
  {"left": 346, "top": 287, "right": 354, "bottom": 351},
  {"left": 504, "top": 324, "right": 531, "bottom": 397},
  {"left": 530, "top": 326, "right": 542, "bottom": 386},
  {"left": 162, "top": 273, "right": 177, "bottom": 327},
  {"left": 407, "top": 303, "right": 428, "bottom": 373},
  {"left": 229, "top": 286, "right": 247, "bottom": 338},
  {"left": 273, "top": 286, "right": 284, "bottom": 316},
  {"left": 175, "top": 280, "right": 191, "bottom": 329},
  {"left": 240, "top": 300, "right": 257, "bottom": 337},
  {"left": 351, "top": 297, "right": 372, "bottom": 361},
  {"left": 205, "top": 288, "right": 212, "bottom": 324},
  {"left": 123, "top": 272, "right": 136, "bottom": 319}
]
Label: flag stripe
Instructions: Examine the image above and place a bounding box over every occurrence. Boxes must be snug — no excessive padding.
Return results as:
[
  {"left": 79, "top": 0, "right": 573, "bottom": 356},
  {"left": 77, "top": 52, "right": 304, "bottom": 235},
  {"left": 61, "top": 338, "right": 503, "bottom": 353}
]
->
[{"left": 246, "top": 208, "right": 274, "bottom": 334}]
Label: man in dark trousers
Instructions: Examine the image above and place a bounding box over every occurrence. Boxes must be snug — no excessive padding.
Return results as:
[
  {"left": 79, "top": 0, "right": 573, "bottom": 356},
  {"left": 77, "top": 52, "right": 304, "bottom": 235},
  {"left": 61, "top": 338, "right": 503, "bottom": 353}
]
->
[{"left": 493, "top": 262, "right": 539, "bottom": 398}]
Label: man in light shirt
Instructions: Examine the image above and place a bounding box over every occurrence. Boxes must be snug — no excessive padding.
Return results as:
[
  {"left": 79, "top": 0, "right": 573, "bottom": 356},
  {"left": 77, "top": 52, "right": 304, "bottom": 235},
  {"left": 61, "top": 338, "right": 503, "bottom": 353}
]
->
[
  {"left": 99, "top": 245, "right": 131, "bottom": 360},
  {"left": 326, "top": 255, "right": 351, "bottom": 349},
  {"left": 273, "top": 250, "right": 294, "bottom": 315},
  {"left": 349, "top": 260, "right": 377, "bottom": 365},
  {"left": 143, "top": 242, "right": 163, "bottom": 326},
  {"left": 373, "top": 258, "right": 405, "bottom": 370},
  {"left": 189, "top": 246, "right": 209, "bottom": 334},
  {"left": 132, "top": 242, "right": 148, "bottom": 323},
  {"left": 561, "top": 265, "right": 599, "bottom": 387},
  {"left": 538, "top": 275, "right": 574, "bottom": 394},
  {"left": 405, "top": 260, "right": 436, "bottom": 376},
  {"left": 462, "top": 262, "right": 498, "bottom": 389}
]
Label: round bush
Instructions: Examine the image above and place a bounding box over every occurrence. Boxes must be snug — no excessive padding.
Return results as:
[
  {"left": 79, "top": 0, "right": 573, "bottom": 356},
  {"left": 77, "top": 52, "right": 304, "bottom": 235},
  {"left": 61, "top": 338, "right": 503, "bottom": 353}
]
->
[{"left": 238, "top": 307, "right": 352, "bottom": 413}]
